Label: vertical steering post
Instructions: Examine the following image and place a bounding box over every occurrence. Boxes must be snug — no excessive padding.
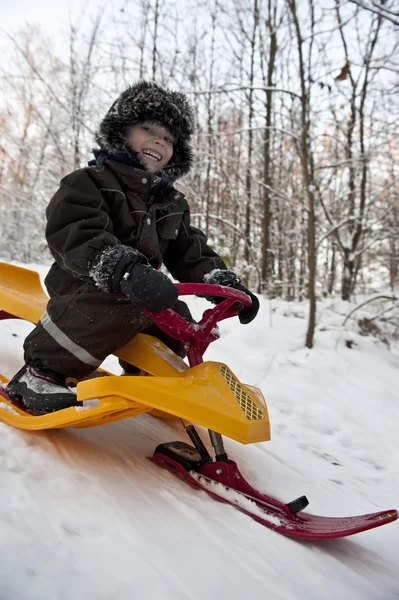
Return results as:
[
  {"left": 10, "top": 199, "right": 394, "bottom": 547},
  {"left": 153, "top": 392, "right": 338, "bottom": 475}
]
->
[
  {"left": 208, "top": 430, "right": 228, "bottom": 462},
  {"left": 144, "top": 285, "right": 252, "bottom": 464},
  {"left": 185, "top": 425, "right": 212, "bottom": 463}
]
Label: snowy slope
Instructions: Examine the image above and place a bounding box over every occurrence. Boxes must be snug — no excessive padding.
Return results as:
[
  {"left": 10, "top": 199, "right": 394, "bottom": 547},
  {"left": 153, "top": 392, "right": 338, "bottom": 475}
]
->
[{"left": 0, "top": 266, "right": 398, "bottom": 600}]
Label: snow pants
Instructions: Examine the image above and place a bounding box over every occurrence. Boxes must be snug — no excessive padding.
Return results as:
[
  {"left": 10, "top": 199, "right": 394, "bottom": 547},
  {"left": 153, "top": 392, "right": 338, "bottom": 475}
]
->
[{"left": 23, "top": 281, "right": 192, "bottom": 379}]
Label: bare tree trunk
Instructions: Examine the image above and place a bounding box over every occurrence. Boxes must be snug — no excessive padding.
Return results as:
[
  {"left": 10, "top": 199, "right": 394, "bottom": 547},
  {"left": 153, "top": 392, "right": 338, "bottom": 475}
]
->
[
  {"left": 298, "top": 206, "right": 307, "bottom": 301},
  {"left": 205, "top": 7, "right": 217, "bottom": 236},
  {"left": 139, "top": 0, "right": 150, "bottom": 78},
  {"left": 328, "top": 240, "right": 336, "bottom": 295},
  {"left": 244, "top": 0, "right": 259, "bottom": 264},
  {"left": 261, "top": 0, "right": 278, "bottom": 289},
  {"left": 388, "top": 201, "right": 399, "bottom": 290},
  {"left": 152, "top": 0, "right": 160, "bottom": 80},
  {"left": 335, "top": 1, "right": 383, "bottom": 300},
  {"left": 289, "top": 0, "right": 317, "bottom": 348},
  {"left": 69, "top": 10, "right": 102, "bottom": 169}
]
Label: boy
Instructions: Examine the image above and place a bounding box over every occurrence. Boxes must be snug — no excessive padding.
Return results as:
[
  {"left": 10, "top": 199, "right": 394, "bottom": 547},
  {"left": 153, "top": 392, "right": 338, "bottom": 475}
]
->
[{"left": 6, "top": 81, "right": 259, "bottom": 413}]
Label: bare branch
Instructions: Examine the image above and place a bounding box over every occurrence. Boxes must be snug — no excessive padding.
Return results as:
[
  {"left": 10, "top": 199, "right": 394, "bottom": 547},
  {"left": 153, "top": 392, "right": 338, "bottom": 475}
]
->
[
  {"left": 343, "top": 295, "right": 399, "bottom": 326},
  {"left": 348, "top": 0, "right": 399, "bottom": 26}
]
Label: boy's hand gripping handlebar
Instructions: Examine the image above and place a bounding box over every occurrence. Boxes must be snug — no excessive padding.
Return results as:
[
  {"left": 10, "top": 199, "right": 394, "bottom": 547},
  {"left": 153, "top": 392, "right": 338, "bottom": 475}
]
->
[{"left": 144, "top": 284, "right": 252, "bottom": 367}]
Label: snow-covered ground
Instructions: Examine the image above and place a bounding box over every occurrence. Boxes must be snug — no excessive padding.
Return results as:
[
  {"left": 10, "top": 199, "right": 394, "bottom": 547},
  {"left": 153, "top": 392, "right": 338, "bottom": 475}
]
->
[{"left": 1, "top": 265, "right": 398, "bottom": 600}]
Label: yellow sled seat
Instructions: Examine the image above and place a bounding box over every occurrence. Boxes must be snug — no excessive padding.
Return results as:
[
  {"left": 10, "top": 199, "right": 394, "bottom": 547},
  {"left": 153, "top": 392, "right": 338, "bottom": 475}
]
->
[{"left": 0, "top": 261, "right": 47, "bottom": 324}]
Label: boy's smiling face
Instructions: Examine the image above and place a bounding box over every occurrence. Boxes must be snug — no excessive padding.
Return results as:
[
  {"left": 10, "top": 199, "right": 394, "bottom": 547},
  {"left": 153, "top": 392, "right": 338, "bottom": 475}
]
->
[{"left": 125, "top": 121, "right": 174, "bottom": 172}]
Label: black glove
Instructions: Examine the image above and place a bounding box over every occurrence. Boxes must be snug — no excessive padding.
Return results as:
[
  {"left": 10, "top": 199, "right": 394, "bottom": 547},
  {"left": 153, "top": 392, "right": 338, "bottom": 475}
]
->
[
  {"left": 204, "top": 270, "right": 259, "bottom": 325},
  {"left": 113, "top": 255, "right": 178, "bottom": 313}
]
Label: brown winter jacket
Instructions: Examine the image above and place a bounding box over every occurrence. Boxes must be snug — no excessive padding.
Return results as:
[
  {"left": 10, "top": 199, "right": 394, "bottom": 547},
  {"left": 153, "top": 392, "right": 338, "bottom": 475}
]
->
[{"left": 44, "top": 159, "right": 226, "bottom": 297}]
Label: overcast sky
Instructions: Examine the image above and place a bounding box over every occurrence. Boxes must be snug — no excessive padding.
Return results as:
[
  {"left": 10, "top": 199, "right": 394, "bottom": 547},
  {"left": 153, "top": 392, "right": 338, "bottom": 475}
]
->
[
  {"left": 1, "top": 0, "right": 87, "bottom": 35},
  {"left": 0, "top": 0, "right": 95, "bottom": 66}
]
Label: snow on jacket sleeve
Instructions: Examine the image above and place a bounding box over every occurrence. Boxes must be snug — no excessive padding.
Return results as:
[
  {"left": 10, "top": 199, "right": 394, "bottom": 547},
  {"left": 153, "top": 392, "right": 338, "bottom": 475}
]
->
[
  {"left": 163, "top": 199, "right": 227, "bottom": 283},
  {"left": 45, "top": 168, "right": 120, "bottom": 280}
]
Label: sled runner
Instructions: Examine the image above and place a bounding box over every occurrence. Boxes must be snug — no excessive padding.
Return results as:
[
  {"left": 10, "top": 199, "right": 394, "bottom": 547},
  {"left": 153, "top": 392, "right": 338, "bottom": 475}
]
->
[{"left": 0, "top": 261, "right": 397, "bottom": 540}]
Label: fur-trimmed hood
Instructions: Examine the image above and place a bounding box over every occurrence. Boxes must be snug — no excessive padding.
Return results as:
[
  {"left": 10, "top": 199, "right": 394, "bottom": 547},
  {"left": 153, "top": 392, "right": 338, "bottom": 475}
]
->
[{"left": 95, "top": 81, "right": 195, "bottom": 180}]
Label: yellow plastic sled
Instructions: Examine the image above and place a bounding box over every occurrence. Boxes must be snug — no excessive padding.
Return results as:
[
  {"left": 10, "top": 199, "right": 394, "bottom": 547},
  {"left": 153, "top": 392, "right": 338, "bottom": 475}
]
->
[{"left": 0, "top": 261, "right": 270, "bottom": 444}]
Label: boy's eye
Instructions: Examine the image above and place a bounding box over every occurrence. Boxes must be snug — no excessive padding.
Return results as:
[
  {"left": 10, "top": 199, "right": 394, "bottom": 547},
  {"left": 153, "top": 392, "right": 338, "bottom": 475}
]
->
[{"left": 142, "top": 125, "right": 173, "bottom": 144}]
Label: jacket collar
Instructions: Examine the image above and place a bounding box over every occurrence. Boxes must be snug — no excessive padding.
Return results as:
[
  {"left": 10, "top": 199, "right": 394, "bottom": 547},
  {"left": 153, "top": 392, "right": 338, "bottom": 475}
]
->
[{"left": 89, "top": 149, "right": 176, "bottom": 201}]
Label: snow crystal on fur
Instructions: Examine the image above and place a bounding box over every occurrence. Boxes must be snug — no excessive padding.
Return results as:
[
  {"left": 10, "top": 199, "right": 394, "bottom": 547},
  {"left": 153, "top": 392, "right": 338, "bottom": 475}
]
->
[
  {"left": 89, "top": 245, "right": 146, "bottom": 292},
  {"left": 203, "top": 269, "right": 238, "bottom": 286}
]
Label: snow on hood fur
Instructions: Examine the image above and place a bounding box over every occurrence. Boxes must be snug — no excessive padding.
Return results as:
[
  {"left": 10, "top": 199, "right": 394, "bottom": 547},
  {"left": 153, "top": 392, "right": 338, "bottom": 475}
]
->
[{"left": 95, "top": 81, "right": 195, "bottom": 180}]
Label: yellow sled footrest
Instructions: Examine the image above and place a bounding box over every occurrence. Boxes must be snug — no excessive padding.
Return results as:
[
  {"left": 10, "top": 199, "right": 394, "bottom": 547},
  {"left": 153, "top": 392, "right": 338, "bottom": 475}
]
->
[
  {"left": 76, "top": 362, "right": 271, "bottom": 444},
  {"left": 0, "top": 389, "right": 152, "bottom": 430}
]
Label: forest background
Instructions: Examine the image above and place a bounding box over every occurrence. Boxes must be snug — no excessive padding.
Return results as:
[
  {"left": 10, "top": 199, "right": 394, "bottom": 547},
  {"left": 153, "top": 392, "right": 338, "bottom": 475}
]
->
[{"left": 0, "top": 0, "right": 398, "bottom": 347}]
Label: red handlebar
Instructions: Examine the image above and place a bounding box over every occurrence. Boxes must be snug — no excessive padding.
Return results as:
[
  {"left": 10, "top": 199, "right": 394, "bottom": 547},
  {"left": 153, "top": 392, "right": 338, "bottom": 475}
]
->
[{"left": 144, "top": 283, "right": 252, "bottom": 367}]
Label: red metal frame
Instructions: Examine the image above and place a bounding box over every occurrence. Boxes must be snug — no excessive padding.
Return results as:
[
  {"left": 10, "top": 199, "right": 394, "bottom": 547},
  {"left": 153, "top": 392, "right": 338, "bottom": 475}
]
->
[
  {"left": 151, "top": 452, "right": 399, "bottom": 540},
  {"left": 0, "top": 310, "right": 19, "bottom": 321},
  {"left": 144, "top": 284, "right": 252, "bottom": 367}
]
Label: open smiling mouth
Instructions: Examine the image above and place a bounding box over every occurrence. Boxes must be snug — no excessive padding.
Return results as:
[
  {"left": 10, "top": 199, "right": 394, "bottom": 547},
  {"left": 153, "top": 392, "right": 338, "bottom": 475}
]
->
[{"left": 142, "top": 149, "right": 163, "bottom": 162}]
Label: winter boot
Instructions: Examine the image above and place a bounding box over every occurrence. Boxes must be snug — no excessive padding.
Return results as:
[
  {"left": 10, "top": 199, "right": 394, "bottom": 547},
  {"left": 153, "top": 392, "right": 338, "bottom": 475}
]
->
[{"left": 6, "top": 364, "right": 82, "bottom": 414}]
